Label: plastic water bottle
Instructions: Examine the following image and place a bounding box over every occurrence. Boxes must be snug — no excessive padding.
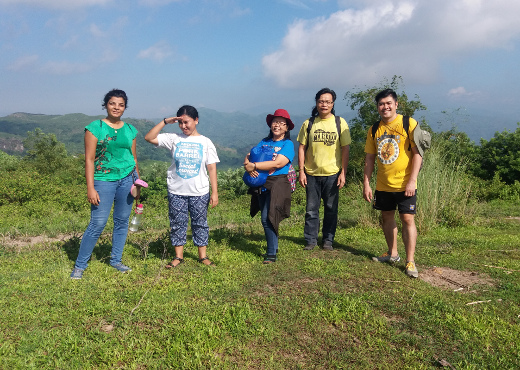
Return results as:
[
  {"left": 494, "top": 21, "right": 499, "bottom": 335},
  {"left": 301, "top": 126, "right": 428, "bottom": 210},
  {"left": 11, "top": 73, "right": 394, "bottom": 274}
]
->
[{"left": 129, "top": 204, "right": 143, "bottom": 232}]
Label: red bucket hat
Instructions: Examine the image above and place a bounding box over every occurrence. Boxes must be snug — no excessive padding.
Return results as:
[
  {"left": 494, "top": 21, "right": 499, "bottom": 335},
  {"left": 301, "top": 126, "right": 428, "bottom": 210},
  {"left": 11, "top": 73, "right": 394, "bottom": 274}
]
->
[{"left": 266, "top": 108, "right": 294, "bottom": 130}]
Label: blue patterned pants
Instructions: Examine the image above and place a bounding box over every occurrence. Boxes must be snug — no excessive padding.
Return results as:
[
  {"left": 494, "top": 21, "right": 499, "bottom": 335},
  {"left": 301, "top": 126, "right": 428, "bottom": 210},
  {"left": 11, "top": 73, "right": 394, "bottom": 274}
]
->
[{"left": 167, "top": 192, "right": 210, "bottom": 247}]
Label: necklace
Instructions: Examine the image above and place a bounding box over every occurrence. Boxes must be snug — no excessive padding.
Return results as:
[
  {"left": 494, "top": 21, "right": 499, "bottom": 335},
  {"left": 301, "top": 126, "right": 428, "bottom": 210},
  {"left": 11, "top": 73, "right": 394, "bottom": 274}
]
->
[{"left": 104, "top": 119, "right": 123, "bottom": 133}]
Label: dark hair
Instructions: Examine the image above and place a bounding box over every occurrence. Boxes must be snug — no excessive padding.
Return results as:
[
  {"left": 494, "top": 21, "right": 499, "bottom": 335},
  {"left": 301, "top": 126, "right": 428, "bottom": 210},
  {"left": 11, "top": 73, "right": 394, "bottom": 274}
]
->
[
  {"left": 375, "top": 89, "right": 398, "bottom": 103},
  {"left": 311, "top": 87, "right": 336, "bottom": 117},
  {"left": 102, "top": 89, "right": 128, "bottom": 109},
  {"left": 265, "top": 130, "right": 291, "bottom": 140},
  {"left": 176, "top": 105, "right": 199, "bottom": 120}
]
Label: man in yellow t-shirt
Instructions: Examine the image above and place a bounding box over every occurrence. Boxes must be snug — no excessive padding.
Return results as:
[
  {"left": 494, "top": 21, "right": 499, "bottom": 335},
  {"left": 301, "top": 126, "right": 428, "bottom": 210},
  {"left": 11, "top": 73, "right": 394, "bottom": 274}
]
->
[
  {"left": 363, "top": 89, "right": 422, "bottom": 278},
  {"left": 297, "top": 88, "right": 351, "bottom": 251}
]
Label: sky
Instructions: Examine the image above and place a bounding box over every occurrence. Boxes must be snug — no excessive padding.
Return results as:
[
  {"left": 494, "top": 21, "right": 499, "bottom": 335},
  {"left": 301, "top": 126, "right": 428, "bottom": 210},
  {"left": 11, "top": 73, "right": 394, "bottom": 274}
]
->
[{"left": 1, "top": 0, "right": 520, "bottom": 135}]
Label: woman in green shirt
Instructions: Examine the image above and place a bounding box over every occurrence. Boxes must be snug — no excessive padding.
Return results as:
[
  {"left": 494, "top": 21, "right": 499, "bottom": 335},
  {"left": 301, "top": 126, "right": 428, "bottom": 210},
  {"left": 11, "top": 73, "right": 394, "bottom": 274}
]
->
[{"left": 70, "top": 89, "right": 140, "bottom": 279}]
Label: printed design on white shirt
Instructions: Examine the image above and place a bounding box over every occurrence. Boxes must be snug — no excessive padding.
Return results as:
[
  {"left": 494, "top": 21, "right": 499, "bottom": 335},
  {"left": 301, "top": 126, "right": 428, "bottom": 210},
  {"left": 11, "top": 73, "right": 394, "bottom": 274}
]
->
[{"left": 174, "top": 141, "right": 203, "bottom": 179}]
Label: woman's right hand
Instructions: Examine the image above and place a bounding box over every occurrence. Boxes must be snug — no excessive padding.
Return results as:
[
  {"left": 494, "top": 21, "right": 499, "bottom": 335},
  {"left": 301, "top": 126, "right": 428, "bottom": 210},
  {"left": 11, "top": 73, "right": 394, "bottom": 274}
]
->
[
  {"left": 164, "top": 116, "right": 181, "bottom": 124},
  {"left": 87, "top": 188, "right": 100, "bottom": 206}
]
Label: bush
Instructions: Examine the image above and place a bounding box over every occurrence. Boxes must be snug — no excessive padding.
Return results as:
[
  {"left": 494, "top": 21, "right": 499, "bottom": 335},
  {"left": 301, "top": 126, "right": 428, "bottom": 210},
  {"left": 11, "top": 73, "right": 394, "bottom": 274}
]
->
[{"left": 218, "top": 168, "right": 249, "bottom": 199}]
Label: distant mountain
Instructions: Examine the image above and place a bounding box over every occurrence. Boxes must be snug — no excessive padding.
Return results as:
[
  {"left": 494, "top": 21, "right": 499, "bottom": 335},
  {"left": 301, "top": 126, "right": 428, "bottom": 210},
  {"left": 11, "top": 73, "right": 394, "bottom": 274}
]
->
[
  {"left": 0, "top": 109, "right": 308, "bottom": 169},
  {"left": 2, "top": 108, "right": 517, "bottom": 168}
]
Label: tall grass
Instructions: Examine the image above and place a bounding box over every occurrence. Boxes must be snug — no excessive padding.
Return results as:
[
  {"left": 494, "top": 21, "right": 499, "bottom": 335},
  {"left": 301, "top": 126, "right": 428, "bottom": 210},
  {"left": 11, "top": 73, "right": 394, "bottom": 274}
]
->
[
  {"left": 351, "top": 144, "right": 476, "bottom": 233},
  {"left": 416, "top": 145, "right": 476, "bottom": 232}
]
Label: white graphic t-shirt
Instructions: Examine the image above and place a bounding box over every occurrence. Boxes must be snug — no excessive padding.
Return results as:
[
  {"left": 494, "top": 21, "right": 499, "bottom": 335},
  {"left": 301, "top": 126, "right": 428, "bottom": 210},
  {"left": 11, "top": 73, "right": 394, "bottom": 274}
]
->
[{"left": 156, "top": 133, "right": 219, "bottom": 196}]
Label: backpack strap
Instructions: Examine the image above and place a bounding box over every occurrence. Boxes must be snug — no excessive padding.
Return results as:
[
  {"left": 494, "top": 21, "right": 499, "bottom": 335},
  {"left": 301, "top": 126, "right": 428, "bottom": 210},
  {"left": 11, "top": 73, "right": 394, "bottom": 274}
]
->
[
  {"left": 403, "top": 115, "right": 412, "bottom": 152},
  {"left": 371, "top": 121, "right": 379, "bottom": 138},
  {"left": 335, "top": 116, "right": 341, "bottom": 140},
  {"left": 306, "top": 116, "right": 315, "bottom": 148}
]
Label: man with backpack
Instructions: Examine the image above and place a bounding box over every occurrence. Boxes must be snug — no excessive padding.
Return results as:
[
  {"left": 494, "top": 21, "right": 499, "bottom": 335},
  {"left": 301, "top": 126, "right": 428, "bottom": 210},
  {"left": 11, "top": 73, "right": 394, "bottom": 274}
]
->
[
  {"left": 297, "top": 88, "right": 351, "bottom": 251},
  {"left": 363, "top": 88, "right": 423, "bottom": 278}
]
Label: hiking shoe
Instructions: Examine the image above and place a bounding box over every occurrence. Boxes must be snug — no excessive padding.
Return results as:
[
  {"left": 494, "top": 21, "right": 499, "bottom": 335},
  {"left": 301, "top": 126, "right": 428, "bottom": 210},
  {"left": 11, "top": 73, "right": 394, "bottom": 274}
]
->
[
  {"left": 405, "top": 261, "right": 419, "bottom": 278},
  {"left": 303, "top": 244, "right": 316, "bottom": 251},
  {"left": 70, "top": 268, "right": 84, "bottom": 279},
  {"left": 110, "top": 263, "right": 132, "bottom": 273},
  {"left": 372, "top": 252, "right": 401, "bottom": 263},
  {"left": 322, "top": 241, "right": 333, "bottom": 251}
]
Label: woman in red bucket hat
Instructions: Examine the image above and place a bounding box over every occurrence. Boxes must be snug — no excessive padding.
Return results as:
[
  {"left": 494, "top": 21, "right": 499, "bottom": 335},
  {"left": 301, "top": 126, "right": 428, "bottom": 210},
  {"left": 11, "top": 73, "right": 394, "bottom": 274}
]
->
[{"left": 243, "top": 109, "right": 295, "bottom": 264}]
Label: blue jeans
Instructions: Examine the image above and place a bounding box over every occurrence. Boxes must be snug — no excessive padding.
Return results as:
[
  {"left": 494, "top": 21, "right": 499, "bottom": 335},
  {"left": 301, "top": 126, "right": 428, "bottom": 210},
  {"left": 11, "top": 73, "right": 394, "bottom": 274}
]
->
[
  {"left": 74, "top": 170, "right": 135, "bottom": 270},
  {"left": 259, "top": 191, "right": 278, "bottom": 256},
  {"left": 304, "top": 173, "right": 340, "bottom": 245}
]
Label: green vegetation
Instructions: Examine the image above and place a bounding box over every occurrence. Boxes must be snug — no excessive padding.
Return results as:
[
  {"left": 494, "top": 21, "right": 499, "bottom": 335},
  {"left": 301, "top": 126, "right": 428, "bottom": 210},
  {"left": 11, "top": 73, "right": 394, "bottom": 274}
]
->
[{"left": 1, "top": 78, "right": 520, "bottom": 368}]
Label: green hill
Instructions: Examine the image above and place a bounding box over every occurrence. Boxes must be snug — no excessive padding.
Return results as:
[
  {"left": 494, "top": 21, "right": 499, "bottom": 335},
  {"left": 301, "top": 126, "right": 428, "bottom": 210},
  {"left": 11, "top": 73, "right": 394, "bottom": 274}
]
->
[{"left": 0, "top": 108, "right": 309, "bottom": 169}]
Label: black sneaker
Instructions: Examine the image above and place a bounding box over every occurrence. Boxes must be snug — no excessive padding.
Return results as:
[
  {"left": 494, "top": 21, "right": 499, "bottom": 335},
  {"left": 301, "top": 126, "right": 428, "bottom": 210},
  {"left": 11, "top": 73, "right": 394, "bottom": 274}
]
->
[{"left": 322, "top": 241, "right": 333, "bottom": 251}]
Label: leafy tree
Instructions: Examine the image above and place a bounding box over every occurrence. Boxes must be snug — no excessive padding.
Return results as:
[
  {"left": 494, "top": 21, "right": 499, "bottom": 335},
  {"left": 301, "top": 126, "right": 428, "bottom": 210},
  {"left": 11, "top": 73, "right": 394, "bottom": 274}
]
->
[
  {"left": 343, "top": 75, "right": 429, "bottom": 179},
  {"left": 23, "top": 128, "right": 69, "bottom": 174},
  {"left": 477, "top": 124, "right": 520, "bottom": 184}
]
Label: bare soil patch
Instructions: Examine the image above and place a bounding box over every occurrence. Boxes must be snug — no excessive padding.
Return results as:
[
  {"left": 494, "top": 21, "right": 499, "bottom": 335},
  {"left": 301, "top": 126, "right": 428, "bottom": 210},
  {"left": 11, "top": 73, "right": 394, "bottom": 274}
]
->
[
  {"left": 0, "top": 233, "right": 77, "bottom": 251},
  {"left": 419, "top": 266, "right": 495, "bottom": 292}
]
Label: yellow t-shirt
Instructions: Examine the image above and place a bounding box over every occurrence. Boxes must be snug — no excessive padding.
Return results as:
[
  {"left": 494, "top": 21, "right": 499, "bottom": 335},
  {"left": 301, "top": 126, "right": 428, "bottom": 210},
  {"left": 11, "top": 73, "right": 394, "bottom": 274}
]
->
[
  {"left": 364, "top": 114, "right": 417, "bottom": 192},
  {"left": 297, "top": 115, "right": 351, "bottom": 176}
]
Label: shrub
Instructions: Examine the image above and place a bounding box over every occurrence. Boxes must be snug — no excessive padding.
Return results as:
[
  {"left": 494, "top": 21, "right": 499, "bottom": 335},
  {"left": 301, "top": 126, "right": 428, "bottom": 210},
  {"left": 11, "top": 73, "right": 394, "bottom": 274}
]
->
[{"left": 218, "top": 168, "right": 249, "bottom": 199}]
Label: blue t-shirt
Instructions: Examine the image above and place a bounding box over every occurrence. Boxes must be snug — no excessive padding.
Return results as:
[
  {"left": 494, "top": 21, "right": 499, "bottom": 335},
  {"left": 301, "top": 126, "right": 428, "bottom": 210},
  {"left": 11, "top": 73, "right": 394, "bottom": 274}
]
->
[{"left": 254, "top": 138, "right": 295, "bottom": 176}]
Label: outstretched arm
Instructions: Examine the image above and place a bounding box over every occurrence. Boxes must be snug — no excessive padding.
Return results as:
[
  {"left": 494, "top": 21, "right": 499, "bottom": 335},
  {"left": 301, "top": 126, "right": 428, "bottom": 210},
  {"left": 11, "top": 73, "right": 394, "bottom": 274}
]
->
[{"left": 145, "top": 117, "right": 180, "bottom": 145}]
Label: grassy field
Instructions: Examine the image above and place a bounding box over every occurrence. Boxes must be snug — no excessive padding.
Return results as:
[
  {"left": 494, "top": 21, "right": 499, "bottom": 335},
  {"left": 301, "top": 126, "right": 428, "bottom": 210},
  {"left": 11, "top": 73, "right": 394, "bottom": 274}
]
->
[{"left": 1, "top": 190, "right": 520, "bottom": 369}]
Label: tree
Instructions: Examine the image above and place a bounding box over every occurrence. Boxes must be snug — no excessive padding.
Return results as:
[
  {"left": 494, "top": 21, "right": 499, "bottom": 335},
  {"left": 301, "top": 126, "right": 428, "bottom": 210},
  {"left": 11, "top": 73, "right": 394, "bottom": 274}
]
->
[
  {"left": 23, "top": 128, "right": 69, "bottom": 174},
  {"left": 477, "top": 124, "right": 520, "bottom": 184}
]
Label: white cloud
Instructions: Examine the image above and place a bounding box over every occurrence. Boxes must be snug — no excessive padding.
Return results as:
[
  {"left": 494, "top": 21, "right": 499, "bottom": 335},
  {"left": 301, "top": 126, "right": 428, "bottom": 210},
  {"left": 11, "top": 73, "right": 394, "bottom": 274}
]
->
[
  {"left": 137, "top": 41, "right": 174, "bottom": 62},
  {"left": 262, "top": 0, "right": 520, "bottom": 88},
  {"left": 448, "top": 87, "right": 469, "bottom": 97},
  {"left": 448, "top": 87, "right": 481, "bottom": 100},
  {"left": 7, "top": 55, "right": 39, "bottom": 71},
  {"left": 0, "top": 0, "right": 113, "bottom": 9},
  {"left": 89, "top": 24, "right": 105, "bottom": 37}
]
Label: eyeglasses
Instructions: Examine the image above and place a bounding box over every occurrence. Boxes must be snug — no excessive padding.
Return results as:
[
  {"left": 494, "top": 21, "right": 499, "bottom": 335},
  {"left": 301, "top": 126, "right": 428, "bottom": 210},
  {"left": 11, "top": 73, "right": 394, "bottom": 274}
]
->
[
  {"left": 271, "top": 121, "right": 286, "bottom": 127},
  {"left": 317, "top": 100, "right": 334, "bottom": 106}
]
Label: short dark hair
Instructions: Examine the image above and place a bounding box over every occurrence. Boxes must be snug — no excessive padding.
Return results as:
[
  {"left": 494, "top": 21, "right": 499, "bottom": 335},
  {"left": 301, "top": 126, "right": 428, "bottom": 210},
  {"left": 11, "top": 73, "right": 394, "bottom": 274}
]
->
[
  {"left": 311, "top": 87, "right": 336, "bottom": 117},
  {"left": 176, "top": 105, "right": 199, "bottom": 120},
  {"left": 102, "top": 89, "right": 128, "bottom": 109},
  {"left": 375, "top": 89, "right": 398, "bottom": 103}
]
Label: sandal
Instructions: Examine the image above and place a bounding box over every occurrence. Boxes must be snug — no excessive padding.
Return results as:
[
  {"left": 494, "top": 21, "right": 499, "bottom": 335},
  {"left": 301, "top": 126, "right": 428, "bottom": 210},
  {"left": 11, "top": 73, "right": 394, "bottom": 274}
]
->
[
  {"left": 165, "top": 257, "right": 184, "bottom": 269},
  {"left": 198, "top": 257, "right": 215, "bottom": 266}
]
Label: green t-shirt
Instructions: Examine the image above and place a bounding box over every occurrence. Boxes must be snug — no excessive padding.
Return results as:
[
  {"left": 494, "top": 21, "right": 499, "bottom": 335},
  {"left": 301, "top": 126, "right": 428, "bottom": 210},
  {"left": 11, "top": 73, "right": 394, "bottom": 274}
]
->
[{"left": 85, "top": 120, "right": 138, "bottom": 181}]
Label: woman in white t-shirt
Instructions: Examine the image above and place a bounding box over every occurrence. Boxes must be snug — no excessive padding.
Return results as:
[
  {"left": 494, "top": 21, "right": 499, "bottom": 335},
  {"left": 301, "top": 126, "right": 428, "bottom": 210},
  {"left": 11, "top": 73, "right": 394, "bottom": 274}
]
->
[{"left": 145, "top": 105, "right": 219, "bottom": 267}]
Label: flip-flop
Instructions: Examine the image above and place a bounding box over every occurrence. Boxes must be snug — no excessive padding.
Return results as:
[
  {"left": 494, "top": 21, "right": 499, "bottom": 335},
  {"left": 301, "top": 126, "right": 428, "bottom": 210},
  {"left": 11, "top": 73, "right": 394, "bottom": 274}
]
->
[{"left": 130, "top": 179, "right": 149, "bottom": 198}]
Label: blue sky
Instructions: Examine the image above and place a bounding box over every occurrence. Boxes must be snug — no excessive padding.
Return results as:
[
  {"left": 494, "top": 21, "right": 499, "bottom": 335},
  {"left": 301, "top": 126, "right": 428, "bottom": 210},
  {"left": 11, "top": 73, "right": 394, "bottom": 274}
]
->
[{"left": 1, "top": 0, "right": 520, "bottom": 134}]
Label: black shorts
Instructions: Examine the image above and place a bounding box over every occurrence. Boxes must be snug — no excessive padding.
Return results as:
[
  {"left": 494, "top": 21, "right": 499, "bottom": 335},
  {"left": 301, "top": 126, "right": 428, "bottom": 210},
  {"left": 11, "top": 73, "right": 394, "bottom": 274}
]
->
[{"left": 373, "top": 190, "right": 417, "bottom": 214}]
